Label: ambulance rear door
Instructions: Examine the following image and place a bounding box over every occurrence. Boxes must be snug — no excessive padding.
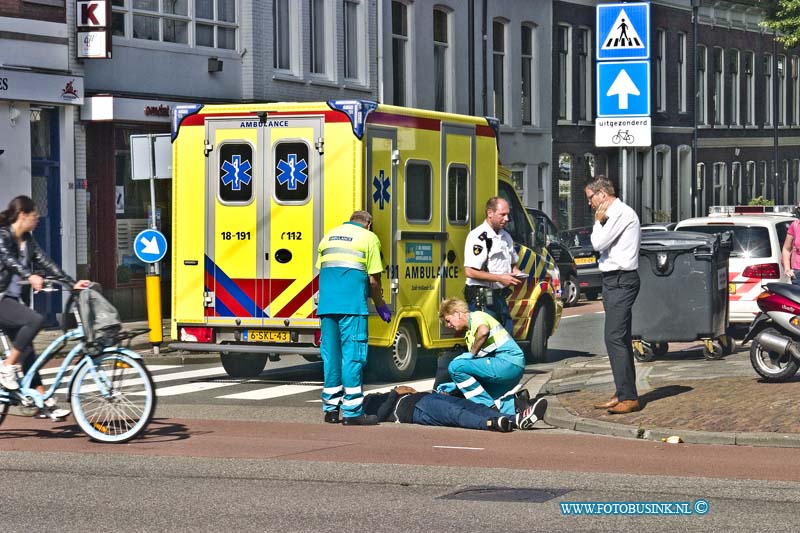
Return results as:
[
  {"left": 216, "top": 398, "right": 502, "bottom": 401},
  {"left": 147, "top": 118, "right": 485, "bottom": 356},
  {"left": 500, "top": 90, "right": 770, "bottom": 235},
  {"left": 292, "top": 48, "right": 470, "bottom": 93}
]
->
[{"left": 204, "top": 115, "right": 323, "bottom": 333}]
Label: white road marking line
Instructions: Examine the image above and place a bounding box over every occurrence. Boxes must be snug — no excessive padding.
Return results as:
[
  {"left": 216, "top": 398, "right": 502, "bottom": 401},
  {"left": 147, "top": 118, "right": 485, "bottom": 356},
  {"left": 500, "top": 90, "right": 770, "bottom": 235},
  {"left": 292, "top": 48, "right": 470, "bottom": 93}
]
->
[
  {"left": 40, "top": 364, "right": 180, "bottom": 385},
  {"left": 132, "top": 381, "right": 238, "bottom": 396},
  {"left": 217, "top": 384, "right": 322, "bottom": 400},
  {"left": 433, "top": 446, "right": 485, "bottom": 451},
  {"left": 54, "top": 365, "right": 227, "bottom": 395}
]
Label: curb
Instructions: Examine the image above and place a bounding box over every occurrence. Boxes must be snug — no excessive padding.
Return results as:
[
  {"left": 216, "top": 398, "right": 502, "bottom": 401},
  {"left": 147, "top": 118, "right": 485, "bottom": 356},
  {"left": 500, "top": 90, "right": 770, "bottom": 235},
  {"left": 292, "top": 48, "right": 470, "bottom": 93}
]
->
[{"left": 542, "top": 393, "right": 800, "bottom": 448}]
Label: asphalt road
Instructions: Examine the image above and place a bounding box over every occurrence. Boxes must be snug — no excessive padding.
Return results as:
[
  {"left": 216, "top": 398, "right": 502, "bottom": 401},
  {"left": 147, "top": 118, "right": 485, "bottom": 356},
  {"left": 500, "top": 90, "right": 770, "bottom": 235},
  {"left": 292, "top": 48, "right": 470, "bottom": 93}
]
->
[{"left": 3, "top": 299, "right": 799, "bottom": 531}]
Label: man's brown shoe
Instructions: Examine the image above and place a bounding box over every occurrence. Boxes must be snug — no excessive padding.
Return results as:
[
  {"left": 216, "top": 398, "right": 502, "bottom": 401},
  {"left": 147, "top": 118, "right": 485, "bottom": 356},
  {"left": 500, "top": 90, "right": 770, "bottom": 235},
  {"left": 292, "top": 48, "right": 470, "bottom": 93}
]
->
[
  {"left": 607, "top": 399, "right": 641, "bottom": 414},
  {"left": 593, "top": 397, "right": 619, "bottom": 409}
]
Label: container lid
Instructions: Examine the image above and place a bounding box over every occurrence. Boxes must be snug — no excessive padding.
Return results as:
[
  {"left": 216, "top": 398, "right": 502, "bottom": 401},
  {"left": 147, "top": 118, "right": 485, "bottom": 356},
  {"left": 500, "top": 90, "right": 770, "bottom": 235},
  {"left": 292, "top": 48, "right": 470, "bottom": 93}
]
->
[{"left": 640, "top": 230, "right": 731, "bottom": 253}]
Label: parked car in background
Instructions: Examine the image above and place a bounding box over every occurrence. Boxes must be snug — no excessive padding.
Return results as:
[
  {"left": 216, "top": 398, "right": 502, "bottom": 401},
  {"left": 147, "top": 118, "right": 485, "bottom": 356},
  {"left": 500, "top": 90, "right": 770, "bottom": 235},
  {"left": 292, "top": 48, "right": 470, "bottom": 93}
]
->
[
  {"left": 560, "top": 226, "right": 602, "bottom": 301},
  {"left": 641, "top": 222, "right": 677, "bottom": 233},
  {"left": 675, "top": 206, "right": 794, "bottom": 324},
  {"left": 527, "top": 208, "right": 580, "bottom": 307}
]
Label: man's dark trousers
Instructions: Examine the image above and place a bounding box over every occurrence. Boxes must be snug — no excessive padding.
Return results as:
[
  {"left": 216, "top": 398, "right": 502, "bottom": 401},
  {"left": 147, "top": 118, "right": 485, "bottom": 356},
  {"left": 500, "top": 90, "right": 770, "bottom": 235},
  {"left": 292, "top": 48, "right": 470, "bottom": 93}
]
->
[{"left": 601, "top": 270, "right": 640, "bottom": 401}]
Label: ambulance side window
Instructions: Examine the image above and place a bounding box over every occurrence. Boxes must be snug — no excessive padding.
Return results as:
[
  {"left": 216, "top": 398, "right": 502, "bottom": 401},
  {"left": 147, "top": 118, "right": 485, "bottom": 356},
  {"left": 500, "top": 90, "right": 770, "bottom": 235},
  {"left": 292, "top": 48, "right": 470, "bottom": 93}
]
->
[
  {"left": 219, "top": 143, "right": 254, "bottom": 203},
  {"left": 406, "top": 161, "right": 432, "bottom": 223},
  {"left": 447, "top": 164, "right": 469, "bottom": 224},
  {"left": 274, "top": 142, "right": 310, "bottom": 203},
  {"left": 498, "top": 180, "right": 532, "bottom": 245}
]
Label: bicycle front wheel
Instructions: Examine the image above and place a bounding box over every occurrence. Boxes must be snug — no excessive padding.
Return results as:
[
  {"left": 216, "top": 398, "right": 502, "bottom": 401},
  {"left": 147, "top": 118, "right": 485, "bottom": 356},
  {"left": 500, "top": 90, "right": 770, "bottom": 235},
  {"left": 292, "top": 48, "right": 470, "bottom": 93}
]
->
[{"left": 70, "top": 351, "right": 156, "bottom": 443}]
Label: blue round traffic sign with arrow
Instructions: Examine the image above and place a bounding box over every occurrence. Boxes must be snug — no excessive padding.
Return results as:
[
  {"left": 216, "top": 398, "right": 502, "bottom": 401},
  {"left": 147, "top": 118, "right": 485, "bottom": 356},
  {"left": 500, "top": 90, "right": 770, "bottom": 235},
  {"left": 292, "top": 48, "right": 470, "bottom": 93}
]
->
[{"left": 134, "top": 228, "right": 168, "bottom": 264}]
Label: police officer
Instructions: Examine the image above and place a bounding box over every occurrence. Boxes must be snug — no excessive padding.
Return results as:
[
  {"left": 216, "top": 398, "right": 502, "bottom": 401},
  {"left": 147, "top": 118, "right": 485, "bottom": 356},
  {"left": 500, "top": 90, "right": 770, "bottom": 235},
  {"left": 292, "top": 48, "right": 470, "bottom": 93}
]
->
[
  {"left": 463, "top": 197, "right": 523, "bottom": 333},
  {"left": 316, "top": 210, "right": 391, "bottom": 426}
]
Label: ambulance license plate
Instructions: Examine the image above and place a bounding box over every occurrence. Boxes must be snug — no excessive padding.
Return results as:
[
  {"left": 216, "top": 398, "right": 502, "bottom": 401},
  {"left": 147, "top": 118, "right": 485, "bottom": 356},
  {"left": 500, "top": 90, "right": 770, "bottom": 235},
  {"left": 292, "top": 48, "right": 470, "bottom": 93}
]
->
[
  {"left": 575, "top": 257, "right": 596, "bottom": 265},
  {"left": 244, "top": 330, "right": 290, "bottom": 343},
  {"left": 728, "top": 283, "right": 736, "bottom": 295}
]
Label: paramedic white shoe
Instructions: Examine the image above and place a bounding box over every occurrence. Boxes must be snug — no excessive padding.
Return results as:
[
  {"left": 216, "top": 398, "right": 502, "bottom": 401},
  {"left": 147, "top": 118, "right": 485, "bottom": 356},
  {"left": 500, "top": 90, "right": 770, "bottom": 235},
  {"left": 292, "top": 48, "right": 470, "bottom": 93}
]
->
[{"left": 0, "top": 362, "right": 21, "bottom": 390}]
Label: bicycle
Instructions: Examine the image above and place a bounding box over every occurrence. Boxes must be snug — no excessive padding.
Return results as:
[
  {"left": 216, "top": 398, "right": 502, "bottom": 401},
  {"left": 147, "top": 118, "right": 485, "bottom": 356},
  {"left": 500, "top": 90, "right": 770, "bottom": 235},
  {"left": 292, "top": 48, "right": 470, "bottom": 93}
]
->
[
  {"left": 0, "top": 279, "right": 156, "bottom": 443},
  {"left": 611, "top": 130, "right": 635, "bottom": 145}
]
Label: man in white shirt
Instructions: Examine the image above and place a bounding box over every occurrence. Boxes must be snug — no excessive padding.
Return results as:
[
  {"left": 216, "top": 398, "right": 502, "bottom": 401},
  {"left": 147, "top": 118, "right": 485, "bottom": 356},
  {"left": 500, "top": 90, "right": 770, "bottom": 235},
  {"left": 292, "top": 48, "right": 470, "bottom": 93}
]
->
[
  {"left": 463, "top": 197, "right": 523, "bottom": 333},
  {"left": 585, "top": 176, "right": 642, "bottom": 414}
]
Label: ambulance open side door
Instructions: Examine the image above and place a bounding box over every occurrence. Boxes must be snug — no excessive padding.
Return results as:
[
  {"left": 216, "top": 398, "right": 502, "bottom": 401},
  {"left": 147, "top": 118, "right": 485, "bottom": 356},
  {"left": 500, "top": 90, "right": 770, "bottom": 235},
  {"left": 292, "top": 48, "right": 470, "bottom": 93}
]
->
[
  {"left": 365, "top": 128, "right": 397, "bottom": 324},
  {"left": 440, "top": 124, "right": 475, "bottom": 338}
]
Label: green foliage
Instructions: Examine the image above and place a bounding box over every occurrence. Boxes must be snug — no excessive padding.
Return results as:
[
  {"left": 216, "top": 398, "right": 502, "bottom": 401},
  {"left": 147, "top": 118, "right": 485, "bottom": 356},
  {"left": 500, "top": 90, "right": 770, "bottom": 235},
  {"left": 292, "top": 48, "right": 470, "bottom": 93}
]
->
[
  {"left": 762, "top": 0, "right": 800, "bottom": 47},
  {"left": 748, "top": 196, "right": 775, "bottom": 206},
  {"left": 653, "top": 210, "right": 671, "bottom": 223}
]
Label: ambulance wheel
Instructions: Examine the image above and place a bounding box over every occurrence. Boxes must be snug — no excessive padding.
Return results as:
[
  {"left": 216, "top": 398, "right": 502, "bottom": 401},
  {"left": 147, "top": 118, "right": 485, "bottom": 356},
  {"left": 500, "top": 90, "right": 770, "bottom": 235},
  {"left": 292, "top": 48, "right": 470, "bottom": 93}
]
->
[
  {"left": 524, "top": 305, "right": 549, "bottom": 364},
  {"left": 370, "top": 322, "right": 418, "bottom": 381},
  {"left": 220, "top": 352, "right": 268, "bottom": 378}
]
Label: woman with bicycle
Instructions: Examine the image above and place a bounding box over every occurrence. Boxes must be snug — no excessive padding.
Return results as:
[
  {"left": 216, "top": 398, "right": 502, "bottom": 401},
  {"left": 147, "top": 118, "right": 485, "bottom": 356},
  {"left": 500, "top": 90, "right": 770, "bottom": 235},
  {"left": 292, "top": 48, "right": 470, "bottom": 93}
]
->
[{"left": 0, "top": 195, "right": 90, "bottom": 418}]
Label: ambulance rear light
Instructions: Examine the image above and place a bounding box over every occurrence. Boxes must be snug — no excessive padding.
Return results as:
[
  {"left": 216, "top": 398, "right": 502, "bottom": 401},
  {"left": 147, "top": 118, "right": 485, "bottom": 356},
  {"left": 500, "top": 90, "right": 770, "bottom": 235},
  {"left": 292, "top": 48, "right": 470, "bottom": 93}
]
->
[
  {"left": 742, "top": 263, "right": 781, "bottom": 279},
  {"left": 180, "top": 327, "right": 214, "bottom": 343},
  {"left": 313, "top": 329, "right": 321, "bottom": 347}
]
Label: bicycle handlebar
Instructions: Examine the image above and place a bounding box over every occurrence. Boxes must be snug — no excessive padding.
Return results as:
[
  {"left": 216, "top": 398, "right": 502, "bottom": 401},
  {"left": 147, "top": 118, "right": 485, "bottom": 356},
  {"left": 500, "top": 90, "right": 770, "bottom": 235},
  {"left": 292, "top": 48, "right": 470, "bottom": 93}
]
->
[{"left": 17, "top": 278, "right": 89, "bottom": 293}]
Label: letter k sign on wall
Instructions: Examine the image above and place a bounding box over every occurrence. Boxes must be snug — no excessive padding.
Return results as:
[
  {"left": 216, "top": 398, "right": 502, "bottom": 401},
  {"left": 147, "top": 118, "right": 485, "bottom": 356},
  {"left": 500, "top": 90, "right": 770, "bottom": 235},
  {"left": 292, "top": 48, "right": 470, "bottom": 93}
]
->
[{"left": 77, "top": 1, "right": 107, "bottom": 27}]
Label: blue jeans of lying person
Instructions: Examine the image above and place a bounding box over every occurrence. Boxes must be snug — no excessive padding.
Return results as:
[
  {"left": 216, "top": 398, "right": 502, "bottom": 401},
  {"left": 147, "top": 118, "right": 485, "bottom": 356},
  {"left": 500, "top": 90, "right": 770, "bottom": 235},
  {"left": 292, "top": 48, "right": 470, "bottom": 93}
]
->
[{"left": 411, "top": 393, "right": 507, "bottom": 430}]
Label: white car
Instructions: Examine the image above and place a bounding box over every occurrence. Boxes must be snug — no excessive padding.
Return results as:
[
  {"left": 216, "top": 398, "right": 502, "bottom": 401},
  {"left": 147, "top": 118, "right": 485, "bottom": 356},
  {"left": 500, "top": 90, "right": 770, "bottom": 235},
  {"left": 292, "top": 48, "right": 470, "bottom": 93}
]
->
[{"left": 675, "top": 208, "right": 795, "bottom": 324}]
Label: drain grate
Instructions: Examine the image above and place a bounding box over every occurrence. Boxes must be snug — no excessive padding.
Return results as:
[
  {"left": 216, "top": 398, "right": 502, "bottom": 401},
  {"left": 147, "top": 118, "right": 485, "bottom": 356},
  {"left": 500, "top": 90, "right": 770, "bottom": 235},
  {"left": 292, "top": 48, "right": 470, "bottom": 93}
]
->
[{"left": 439, "top": 486, "right": 572, "bottom": 503}]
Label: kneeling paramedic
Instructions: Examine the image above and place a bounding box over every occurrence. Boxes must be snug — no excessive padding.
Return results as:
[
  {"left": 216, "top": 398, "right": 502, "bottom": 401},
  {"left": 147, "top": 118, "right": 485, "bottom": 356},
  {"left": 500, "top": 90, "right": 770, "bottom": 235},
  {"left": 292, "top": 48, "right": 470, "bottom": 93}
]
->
[
  {"left": 316, "top": 211, "right": 391, "bottom": 426},
  {"left": 438, "top": 297, "right": 526, "bottom": 419}
]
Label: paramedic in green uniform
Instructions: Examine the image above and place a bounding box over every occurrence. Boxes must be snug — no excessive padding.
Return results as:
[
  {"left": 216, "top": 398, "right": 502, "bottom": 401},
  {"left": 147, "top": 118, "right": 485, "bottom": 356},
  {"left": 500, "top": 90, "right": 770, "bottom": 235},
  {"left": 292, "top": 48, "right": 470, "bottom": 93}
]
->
[
  {"left": 438, "top": 297, "right": 526, "bottom": 418},
  {"left": 316, "top": 210, "right": 391, "bottom": 426}
]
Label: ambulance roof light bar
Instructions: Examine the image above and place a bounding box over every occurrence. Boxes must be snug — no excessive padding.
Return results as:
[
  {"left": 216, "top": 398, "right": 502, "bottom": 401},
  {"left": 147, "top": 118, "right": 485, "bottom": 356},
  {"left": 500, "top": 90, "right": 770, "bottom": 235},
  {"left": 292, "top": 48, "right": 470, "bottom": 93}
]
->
[{"left": 708, "top": 205, "right": 795, "bottom": 216}]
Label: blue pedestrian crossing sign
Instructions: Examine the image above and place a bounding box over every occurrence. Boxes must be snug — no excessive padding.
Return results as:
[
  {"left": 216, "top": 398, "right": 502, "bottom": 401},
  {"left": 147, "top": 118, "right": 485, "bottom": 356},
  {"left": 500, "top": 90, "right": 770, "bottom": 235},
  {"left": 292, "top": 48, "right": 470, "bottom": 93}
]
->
[
  {"left": 597, "top": 2, "right": 649, "bottom": 60},
  {"left": 597, "top": 61, "right": 650, "bottom": 117},
  {"left": 134, "top": 228, "right": 168, "bottom": 264}
]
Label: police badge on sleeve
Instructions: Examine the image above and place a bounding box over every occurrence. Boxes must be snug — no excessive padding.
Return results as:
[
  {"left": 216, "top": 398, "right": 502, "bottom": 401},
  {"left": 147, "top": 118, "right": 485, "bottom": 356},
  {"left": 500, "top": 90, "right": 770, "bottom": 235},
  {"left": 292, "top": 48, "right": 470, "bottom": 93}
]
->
[{"left": 473, "top": 245, "right": 483, "bottom": 255}]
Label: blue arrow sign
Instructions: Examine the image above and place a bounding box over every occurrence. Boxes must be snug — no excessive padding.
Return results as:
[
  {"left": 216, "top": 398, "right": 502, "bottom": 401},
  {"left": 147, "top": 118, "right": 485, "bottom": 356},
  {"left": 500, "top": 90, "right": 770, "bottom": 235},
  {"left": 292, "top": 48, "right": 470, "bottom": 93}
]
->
[
  {"left": 597, "top": 61, "right": 650, "bottom": 117},
  {"left": 597, "top": 2, "right": 649, "bottom": 60},
  {"left": 134, "top": 228, "right": 168, "bottom": 264}
]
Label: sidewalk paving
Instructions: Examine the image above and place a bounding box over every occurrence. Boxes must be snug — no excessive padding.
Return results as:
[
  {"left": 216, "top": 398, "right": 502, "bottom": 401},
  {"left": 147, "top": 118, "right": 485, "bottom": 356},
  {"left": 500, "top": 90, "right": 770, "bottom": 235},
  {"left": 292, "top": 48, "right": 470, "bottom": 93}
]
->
[{"left": 532, "top": 342, "right": 800, "bottom": 448}]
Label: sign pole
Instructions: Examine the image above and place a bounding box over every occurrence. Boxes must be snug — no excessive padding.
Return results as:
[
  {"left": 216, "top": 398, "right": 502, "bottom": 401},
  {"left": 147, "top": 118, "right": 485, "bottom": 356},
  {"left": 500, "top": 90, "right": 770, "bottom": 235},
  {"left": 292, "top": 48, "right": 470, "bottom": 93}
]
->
[
  {"left": 622, "top": 148, "right": 628, "bottom": 202},
  {"left": 146, "top": 134, "right": 163, "bottom": 354}
]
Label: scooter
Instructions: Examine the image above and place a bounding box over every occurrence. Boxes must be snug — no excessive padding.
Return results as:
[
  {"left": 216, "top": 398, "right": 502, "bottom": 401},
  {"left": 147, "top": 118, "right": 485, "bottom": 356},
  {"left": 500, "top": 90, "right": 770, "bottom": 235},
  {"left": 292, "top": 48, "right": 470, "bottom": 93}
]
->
[{"left": 743, "top": 282, "right": 800, "bottom": 382}]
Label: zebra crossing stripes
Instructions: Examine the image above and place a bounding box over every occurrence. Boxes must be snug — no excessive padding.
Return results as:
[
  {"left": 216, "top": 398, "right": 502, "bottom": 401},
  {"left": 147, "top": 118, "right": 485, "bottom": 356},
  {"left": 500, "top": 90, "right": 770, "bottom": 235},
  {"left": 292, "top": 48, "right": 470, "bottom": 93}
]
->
[{"left": 218, "top": 384, "right": 323, "bottom": 400}]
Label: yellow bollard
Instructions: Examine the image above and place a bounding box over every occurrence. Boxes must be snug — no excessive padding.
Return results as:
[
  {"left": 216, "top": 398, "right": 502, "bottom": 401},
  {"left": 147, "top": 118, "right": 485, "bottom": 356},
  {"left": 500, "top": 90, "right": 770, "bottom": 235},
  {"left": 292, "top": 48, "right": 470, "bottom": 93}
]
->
[{"left": 146, "top": 274, "right": 163, "bottom": 349}]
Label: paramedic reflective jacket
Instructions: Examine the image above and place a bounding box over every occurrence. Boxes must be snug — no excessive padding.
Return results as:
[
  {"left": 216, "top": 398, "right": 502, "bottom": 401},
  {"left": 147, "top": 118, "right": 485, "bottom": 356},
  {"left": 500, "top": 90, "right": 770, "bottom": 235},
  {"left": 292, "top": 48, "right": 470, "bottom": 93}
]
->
[
  {"left": 316, "top": 221, "right": 384, "bottom": 316},
  {"left": 466, "top": 310, "right": 525, "bottom": 368}
]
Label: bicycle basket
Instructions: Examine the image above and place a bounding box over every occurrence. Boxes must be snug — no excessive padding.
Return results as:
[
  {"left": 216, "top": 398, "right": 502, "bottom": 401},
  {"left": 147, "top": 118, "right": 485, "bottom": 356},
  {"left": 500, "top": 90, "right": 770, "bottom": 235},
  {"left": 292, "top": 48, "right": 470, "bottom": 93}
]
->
[{"left": 77, "top": 287, "right": 122, "bottom": 351}]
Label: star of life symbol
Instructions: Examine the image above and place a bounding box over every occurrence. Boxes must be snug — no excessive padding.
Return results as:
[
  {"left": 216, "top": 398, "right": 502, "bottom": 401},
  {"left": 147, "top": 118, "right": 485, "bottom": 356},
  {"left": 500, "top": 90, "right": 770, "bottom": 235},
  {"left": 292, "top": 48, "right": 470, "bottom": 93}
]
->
[
  {"left": 372, "top": 169, "right": 391, "bottom": 210},
  {"left": 276, "top": 154, "right": 308, "bottom": 190},
  {"left": 220, "top": 155, "right": 252, "bottom": 191},
  {"left": 602, "top": 8, "right": 644, "bottom": 50}
]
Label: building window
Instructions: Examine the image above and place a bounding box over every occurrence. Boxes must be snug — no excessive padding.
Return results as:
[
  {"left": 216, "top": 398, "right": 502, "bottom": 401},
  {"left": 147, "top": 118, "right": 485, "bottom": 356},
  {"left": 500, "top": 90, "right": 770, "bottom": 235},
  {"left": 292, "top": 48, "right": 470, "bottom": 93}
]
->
[
  {"left": 746, "top": 160, "right": 756, "bottom": 199},
  {"left": 447, "top": 165, "right": 469, "bottom": 224},
  {"left": 406, "top": 162, "right": 432, "bottom": 223},
  {"left": 511, "top": 167, "right": 526, "bottom": 204},
  {"left": 344, "top": 0, "right": 364, "bottom": 82},
  {"left": 654, "top": 147, "right": 670, "bottom": 216},
  {"left": 558, "top": 153, "right": 572, "bottom": 230},
  {"left": 114, "top": 0, "right": 239, "bottom": 47},
  {"left": 557, "top": 24, "right": 572, "bottom": 121},
  {"left": 433, "top": 8, "right": 451, "bottom": 112},
  {"left": 697, "top": 45, "right": 707, "bottom": 125},
  {"left": 793, "top": 56, "right": 800, "bottom": 125},
  {"left": 577, "top": 27, "right": 591, "bottom": 121},
  {"left": 765, "top": 53, "right": 773, "bottom": 126},
  {"left": 677, "top": 33, "right": 687, "bottom": 112},
  {"left": 492, "top": 19, "right": 507, "bottom": 123},
  {"left": 391, "top": 1, "right": 409, "bottom": 105},
  {"left": 712, "top": 162, "right": 726, "bottom": 205},
  {"left": 730, "top": 49, "right": 740, "bottom": 126},
  {"left": 745, "top": 51, "right": 755, "bottom": 125},
  {"left": 521, "top": 23, "right": 536, "bottom": 126},
  {"left": 274, "top": 0, "right": 294, "bottom": 70},
  {"left": 713, "top": 47, "right": 724, "bottom": 125},
  {"left": 731, "top": 161, "right": 741, "bottom": 205},
  {"left": 655, "top": 29, "right": 666, "bottom": 112},
  {"left": 759, "top": 160, "right": 768, "bottom": 198},
  {"left": 309, "top": 0, "right": 330, "bottom": 75},
  {"left": 778, "top": 55, "right": 787, "bottom": 126}
]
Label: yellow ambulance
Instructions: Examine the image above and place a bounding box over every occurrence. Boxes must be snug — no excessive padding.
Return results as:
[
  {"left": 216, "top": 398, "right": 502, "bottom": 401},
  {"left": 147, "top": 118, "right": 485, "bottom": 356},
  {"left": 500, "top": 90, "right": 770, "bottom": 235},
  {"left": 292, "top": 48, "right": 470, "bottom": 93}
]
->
[{"left": 169, "top": 100, "right": 562, "bottom": 379}]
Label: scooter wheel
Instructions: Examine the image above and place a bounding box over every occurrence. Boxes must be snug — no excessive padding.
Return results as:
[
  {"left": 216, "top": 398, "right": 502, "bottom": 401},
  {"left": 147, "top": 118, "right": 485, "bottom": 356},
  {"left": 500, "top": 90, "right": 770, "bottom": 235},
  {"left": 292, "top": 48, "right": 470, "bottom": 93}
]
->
[{"left": 750, "top": 328, "right": 800, "bottom": 382}]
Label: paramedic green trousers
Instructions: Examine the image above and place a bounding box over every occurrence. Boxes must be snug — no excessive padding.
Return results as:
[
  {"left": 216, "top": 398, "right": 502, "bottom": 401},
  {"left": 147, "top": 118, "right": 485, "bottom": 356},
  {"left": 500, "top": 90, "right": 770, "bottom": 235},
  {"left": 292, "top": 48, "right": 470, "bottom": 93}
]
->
[{"left": 320, "top": 314, "right": 368, "bottom": 418}]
